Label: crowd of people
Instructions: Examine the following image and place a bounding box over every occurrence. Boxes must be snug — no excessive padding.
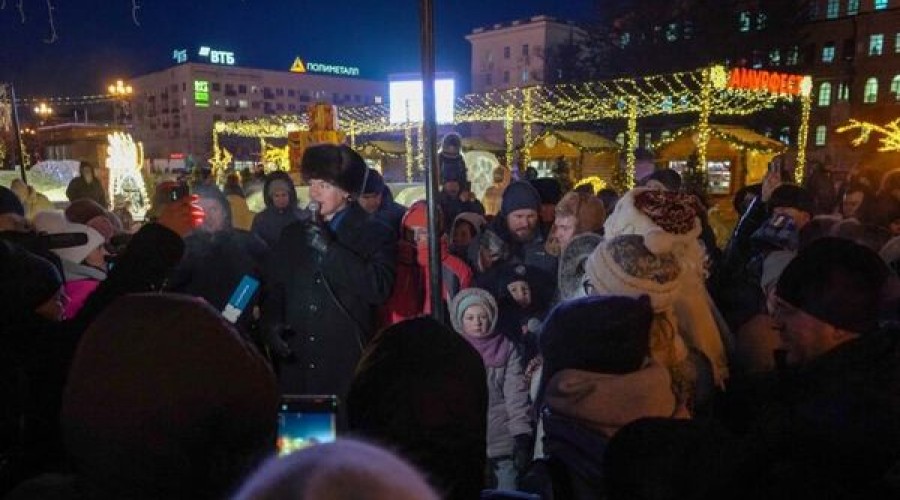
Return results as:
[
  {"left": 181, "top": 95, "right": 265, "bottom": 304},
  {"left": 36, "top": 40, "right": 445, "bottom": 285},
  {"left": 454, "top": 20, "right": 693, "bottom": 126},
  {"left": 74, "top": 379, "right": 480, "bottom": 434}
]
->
[{"left": 2, "top": 138, "right": 899, "bottom": 499}]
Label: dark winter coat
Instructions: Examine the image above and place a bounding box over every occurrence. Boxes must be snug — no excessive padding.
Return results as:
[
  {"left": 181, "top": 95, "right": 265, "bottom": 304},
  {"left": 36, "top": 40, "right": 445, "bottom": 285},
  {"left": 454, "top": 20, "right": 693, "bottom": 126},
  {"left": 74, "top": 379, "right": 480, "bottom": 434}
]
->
[
  {"left": 472, "top": 216, "right": 558, "bottom": 287},
  {"left": 261, "top": 203, "right": 396, "bottom": 410},
  {"left": 65, "top": 177, "right": 107, "bottom": 208},
  {"left": 167, "top": 228, "right": 268, "bottom": 336},
  {"left": 250, "top": 172, "right": 307, "bottom": 248},
  {"left": 373, "top": 186, "right": 406, "bottom": 238}
]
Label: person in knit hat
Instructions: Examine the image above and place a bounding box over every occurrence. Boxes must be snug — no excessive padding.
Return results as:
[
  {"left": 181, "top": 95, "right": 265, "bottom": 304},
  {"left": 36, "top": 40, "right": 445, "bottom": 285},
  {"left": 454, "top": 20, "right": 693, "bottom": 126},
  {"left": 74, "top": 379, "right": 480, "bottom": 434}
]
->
[
  {"left": 532, "top": 295, "right": 681, "bottom": 499},
  {"left": 61, "top": 293, "right": 278, "bottom": 499},
  {"left": 493, "top": 263, "right": 550, "bottom": 373},
  {"left": 359, "top": 168, "right": 406, "bottom": 237},
  {"left": 33, "top": 210, "right": 109, "bottom": 319},
  {"left": 65, "top": 198, "right": 121, "bottom": 245},
  {"left": 529, "top": 178, "right": 563, "bottom": 234},
  {"left": 450, "top": 211, "right": 487, "bottom": 259},
  {"left": 0, "top": 240, "right": 65, "bottom": 323},
  {"left": 348, "top": 317, "right": 487, "bottom": 500},
  {"left": 449, "top": 288, "right": 533, "bottom": 491},
  {"left": 470, "top": 180, "right": 557, "bottom": 280},
  {"left": 545, "top": 191, "right": 607, "bottom": 257},
  {"left": 233, "top": 439, "right": 439, "bottom": 500},
  {"left": 557, "top": 232, "right": 603, "bottom": 301},
  {"left": 0, "top": 184, "right": 28, "bottom": 232}
]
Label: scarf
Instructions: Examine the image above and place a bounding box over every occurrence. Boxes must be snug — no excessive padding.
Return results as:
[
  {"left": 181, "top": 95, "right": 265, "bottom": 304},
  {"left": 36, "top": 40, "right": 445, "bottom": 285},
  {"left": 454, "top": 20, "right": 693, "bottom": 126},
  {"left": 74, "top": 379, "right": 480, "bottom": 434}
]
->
[{"left": 461, "top": 332, "right": 512, "bottom": 369}]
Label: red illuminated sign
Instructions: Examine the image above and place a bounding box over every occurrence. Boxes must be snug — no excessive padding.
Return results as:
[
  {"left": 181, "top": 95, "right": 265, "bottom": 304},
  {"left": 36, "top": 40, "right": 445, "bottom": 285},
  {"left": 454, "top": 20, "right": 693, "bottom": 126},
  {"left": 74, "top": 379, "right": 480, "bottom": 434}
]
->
[{"left": 727, "top": 68, "right": 805, "bottom": 96}]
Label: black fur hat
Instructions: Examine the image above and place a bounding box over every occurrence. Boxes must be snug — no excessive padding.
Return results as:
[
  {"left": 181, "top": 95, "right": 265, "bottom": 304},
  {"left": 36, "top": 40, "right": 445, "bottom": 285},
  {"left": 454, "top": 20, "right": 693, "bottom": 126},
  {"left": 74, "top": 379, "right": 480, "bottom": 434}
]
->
[{"left": 301, "top": 144, "right": 369, "bottom": 196}]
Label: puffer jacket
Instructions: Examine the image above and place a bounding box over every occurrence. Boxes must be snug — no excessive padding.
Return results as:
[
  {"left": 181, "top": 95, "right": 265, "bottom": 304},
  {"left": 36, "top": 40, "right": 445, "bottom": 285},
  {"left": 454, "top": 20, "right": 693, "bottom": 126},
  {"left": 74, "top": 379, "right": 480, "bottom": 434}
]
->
[{"left": 487, "top": 347, "right": 532, "bottom": 458}]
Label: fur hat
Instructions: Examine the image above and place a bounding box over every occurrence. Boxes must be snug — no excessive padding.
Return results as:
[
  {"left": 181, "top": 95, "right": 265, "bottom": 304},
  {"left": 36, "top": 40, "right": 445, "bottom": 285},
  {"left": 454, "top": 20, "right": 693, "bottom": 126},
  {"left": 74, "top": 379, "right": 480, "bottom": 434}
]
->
[
  {"left": 500, "top": 181, "right": 542, "bottom": 217},
  {"left": 301, "top": 144, "right": 369, "bottom": 196},
  {"left": 0, "top": 185, "right": 25, "bottom": 217},
  {"left": 776, "top": 237, "right": 889, "bottom": 334},
  {"left": 769, "top": 184, "right": 815, "bottom": 215},
  {"left": 555, "top": 191, "right": 607, "bottom": 233},
  {"left": 586, "top": 234, "right": 682, "bottom": 312},
  {"left": 603, "top": 188, "right": 702, "bottom": 255},
  {"left": 33, "top": 210, "right": 105, "bottom": 265},
  {"left": 0, "top": 240, "right": 62, "bottom": 316},
  {"left": 541, "top": 295, "right": 653, "bottom": 378},
  {"left": 449, "top": 288, "right": 498, "bottom": 336},
  {"left": 558, "top": 233, "right": 603, "bottom": 301}
]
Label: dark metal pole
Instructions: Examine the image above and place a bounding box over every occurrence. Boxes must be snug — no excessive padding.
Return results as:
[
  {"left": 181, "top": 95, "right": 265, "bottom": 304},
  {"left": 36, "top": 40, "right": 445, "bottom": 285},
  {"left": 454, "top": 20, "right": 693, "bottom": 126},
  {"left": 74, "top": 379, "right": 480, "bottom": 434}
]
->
[
  {"left": 419, "top": 0, "right": 444, "bottom": 323},
  {"left": 9, "top": 84, "right": 28, "bottom": 184}
]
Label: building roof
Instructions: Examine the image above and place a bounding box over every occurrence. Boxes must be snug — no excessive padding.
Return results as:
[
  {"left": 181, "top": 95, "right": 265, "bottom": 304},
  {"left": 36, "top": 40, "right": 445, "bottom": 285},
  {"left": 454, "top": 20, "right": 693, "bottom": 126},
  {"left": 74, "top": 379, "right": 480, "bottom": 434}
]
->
[
  {"left": 550, "top": 130, "right": 621, "bottom": 151},
  {"left": 461, "top": 137, "right": 505, "bottom": 153},
  {"left": 359, "top": 140, "right": 406, "bottom": 157}
]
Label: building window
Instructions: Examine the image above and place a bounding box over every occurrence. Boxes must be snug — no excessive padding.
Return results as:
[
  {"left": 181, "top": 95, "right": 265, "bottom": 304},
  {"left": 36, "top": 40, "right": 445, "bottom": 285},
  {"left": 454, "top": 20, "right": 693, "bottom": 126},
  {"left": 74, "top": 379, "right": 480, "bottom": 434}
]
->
[
  {"left": 848, "top": 0, "right": 859, "bottom": 14},
  {"left": 827, "top": 0, "right": 840, "bottom": 18},
  {"left": 211, "top": 82, "right": 221, "bottom": 92},
  {"left": 837, "top": 82, "right": 850, "bottom": 101},
  {"left": 276, "top": 88, "right": 284, "bottom": 96},
  {"left": 895, "top": 33, "right": 900, "bottom": 52},
  {"left": 769, "top": 49, "right": 781, "bottom": 65},
  {"left": 843, "top": 38, "right": 856, "bottom": 60},
  {"left": 815, "top": 126, "right": 827, "bottom": 146},
  {"left": 738, "top": 11, "right": 751, "bottom": 32},
  {"left": 620, "top": 32, "right": 631, "bottom": 47},
  {"left": 870, "top": 34, "right": 884, "bottom": 55},
  {"left": 504, "top": 46, "right": 510, "bottom": 59},
  {"left": 503, "top": 71, "right": 510, "bottom": 83},
  {"left": 786, "top": 46, "right": 799, "bottom": 65},
  {"left": 521, "top": 70, "right": 530, "bottom": 83},
  {"left": 875, "top": 0, "right": 888, "bottom": 10},
  {"left": 666, "top": 23, "right": 679, "bottom": 42},
  {"left": 287, "top": 89, "right": 295, "bottom": 97},
  {"left": 756, "top": 12, "right": 767, "bottom": 30},
  {"left": 485, "top": 73, "right": 492, "bottom": 86},
  {"left": 891, "top": 75, "right": 900, "bottom": 100},
  {"left": 486, "top": 50, "right": 493, "bottom": 63},
  {"left": 864, "top": 77, "right": 879, "bottom": 103},
  {"left": 522, "top": 44, "right": 529, "bottom": 57},
  {"left": 822, "top": 43, "right": 835, "bottom": 62},
  {"left": 818, "top": 82, "right": 832, "bottom": 106}
]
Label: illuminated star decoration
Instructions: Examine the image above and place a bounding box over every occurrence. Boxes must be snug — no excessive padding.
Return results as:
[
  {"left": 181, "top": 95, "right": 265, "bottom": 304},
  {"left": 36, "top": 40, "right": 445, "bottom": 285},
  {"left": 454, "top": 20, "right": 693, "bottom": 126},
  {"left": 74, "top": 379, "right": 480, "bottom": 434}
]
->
[{"left": 837, "top": 118, "right": 900, "bottom": 152}]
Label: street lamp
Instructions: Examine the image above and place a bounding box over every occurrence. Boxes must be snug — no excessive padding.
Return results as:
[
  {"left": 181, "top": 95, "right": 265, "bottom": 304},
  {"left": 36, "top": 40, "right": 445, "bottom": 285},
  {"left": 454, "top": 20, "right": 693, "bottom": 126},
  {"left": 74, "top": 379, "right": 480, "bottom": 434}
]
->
[
  {"left": 108, "top": 79, "right": 134, "bottom": 125},
  {"left": 33, "top": 102, "right": 53, "bottom": 125}
]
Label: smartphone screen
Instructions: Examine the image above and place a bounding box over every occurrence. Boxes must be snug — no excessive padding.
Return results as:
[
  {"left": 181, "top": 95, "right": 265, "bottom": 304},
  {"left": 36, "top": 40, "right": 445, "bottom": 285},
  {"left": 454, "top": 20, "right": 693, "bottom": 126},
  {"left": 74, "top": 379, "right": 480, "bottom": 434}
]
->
[{"left": 276, "top": 395, "right": 338, "bottom": 456}]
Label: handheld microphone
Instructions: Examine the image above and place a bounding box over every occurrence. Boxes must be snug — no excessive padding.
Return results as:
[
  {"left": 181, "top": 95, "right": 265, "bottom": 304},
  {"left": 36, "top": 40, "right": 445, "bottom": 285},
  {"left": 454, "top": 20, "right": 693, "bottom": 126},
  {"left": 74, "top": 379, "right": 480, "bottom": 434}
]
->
[{"left": 308, "top": 201, "right": 321, "bottom": 226}]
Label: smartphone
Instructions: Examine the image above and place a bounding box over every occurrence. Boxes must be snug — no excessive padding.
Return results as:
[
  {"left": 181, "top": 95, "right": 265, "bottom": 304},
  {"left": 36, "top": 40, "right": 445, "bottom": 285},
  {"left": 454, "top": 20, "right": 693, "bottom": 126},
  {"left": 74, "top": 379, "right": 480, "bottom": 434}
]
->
[
  {"left": 222, "top": 275, "right": 260, "bottom": 323},
  {"left": 276, "top": 395, "right": 338, "bottom": 456}
]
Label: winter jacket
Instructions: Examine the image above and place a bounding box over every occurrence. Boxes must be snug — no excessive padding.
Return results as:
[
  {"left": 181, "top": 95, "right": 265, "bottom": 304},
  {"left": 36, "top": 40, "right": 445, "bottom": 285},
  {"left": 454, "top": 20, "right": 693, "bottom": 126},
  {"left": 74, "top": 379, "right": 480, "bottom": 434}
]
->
[
  {"left": 373, "top": 187, "right": 406, "bottom": 238},
  {"left": 250, "top": 172, "right": 307, "bottom": 248},
  {"left": 472, "top": 217, "right": 558, "bottom": 285},
  {"left": 261, "top": 203, "right": 396, "bottom": 411},
  {"left": 65, "top": 175, "right": 107, "bottom": 208},
  {"left": 59, "top": 260, "right": 106, "bottom": 319},
  {"left": 487, "top": 347, "right": 532, "bottom": 458},
  {"left": 380, "top": 238, "right": 472, "bottom": 328}
]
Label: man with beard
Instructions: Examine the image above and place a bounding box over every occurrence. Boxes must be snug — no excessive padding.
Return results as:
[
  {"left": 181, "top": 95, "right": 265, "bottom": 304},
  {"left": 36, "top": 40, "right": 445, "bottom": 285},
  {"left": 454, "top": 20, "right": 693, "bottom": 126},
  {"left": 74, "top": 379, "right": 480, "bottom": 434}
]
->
[{"left": 470, "top": 181, "right": 557, "bottom": 287}]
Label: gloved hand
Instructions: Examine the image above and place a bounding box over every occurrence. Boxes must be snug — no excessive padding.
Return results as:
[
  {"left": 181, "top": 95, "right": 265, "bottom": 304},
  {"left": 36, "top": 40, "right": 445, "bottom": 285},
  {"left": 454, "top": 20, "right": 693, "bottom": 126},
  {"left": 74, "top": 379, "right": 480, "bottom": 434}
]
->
[
  {"left": 304, "top": 222, "right": 332, "bottom": 254},
  {"left": 512, "top": 433, "right": 534, "bottom": 473},
  {"left": 262, "top": 324, "right": 294, "bottom": 360}
]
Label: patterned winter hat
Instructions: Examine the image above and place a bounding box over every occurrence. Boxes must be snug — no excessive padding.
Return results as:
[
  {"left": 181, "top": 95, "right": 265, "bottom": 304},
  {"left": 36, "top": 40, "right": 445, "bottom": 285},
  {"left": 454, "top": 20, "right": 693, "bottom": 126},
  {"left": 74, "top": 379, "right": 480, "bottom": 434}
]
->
[
  {"left": 604, "top": 187, "right": 702, "bottom": 255},
  {"left": 586, "top": 234, "right": 682, "bottom": 312}
]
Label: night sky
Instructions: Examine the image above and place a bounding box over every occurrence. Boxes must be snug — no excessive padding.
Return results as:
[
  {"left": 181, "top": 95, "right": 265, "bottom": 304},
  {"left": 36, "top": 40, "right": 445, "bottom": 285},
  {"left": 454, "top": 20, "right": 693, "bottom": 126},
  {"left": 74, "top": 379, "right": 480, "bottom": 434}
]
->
[{"left": 0, "top": 0, "right": 596, "bottom": 98}]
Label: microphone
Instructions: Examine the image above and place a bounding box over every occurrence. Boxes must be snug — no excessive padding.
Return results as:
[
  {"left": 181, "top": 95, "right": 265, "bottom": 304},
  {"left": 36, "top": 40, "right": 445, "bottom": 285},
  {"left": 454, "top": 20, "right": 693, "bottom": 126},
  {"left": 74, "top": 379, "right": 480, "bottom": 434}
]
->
[{"left": 308, "top": 201, "right": 321, "bottom": 226}]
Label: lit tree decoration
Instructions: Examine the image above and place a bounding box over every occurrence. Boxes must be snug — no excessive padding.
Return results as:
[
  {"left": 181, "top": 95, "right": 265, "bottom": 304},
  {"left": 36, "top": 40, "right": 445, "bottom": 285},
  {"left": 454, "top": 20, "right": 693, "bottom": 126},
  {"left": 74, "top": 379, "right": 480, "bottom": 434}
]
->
[
  {"left": 209, "top": 130, "right": 233, "bottom": 182},
  {"left": 837, "top": 118, "right": 900, "bottom": 152},
  {"left": 106, "top": 132, "right": 150, "bottom": 218},
  {"left": 260, "top": 138, "right": 290, "bottom": 171}
]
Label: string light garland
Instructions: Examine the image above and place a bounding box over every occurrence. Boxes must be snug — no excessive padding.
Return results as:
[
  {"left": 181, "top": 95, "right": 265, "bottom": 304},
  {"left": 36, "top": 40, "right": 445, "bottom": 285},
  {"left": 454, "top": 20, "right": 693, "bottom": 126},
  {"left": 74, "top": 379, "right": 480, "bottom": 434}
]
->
[
  {"left": 624, "top": 97, "right": 638, "bottom": 191},
  {"left": 649, "top": 125, "right": 787, "bottom": 155},
  {"left": 794, "top": 91, "right": 812, "bottom": 182},
  {"left": 405, "top": 125, "right": 413, "bottom": 182},
  {"left": 574, "top": 176, "right": 608, "bottom": 193},
  {"left": 837, "top": 118, "right": 900, "bottom": 152},
  {"left": 522, "top": 88, "right": 533, "bottom": 168},
  {"left": 504, "top": 105, "right": 514, "bottom": 167}
]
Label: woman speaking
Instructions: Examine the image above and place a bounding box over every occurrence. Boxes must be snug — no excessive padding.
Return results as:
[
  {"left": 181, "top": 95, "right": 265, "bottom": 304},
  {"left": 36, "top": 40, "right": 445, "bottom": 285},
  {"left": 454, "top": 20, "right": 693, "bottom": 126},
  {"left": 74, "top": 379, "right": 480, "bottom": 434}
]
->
[{"left": 261, "top": 144, "right": 396, "bottom": 423}]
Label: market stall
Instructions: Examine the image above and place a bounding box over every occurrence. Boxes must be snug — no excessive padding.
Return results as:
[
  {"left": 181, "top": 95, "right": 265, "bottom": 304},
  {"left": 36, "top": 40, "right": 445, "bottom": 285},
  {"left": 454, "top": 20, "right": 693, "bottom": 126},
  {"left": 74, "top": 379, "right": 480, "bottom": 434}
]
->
[
  {"left": 653, "top": 124, "right": 787, "bottom": 195},
  {"left": 525, "top": 129, "right": 620, "bottom": 186}
]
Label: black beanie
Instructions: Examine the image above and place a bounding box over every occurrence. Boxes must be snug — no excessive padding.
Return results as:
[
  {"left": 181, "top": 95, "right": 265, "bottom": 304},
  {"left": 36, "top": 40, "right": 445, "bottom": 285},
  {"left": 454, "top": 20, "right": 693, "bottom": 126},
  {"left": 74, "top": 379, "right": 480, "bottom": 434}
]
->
[
  {"left": 0, "top": 241, "right": 63, "bottom": 316},
  {"left": 776, "top": 237, "right": 889, "bottom": 333},
  {"left": 540, "top": 295, "right": 653, "bottom": 379},
  {"left": 529, "top": 178, "right": 563, "bottom": 205},
  {"left": 769, "top": 184, "right": 815, "bottom": 215},
  {"left": 500, "top": 181, "right": 542, "bottom": 217},
  {"left": 301, "top": 144, "right": 368, "bottom": 196},
  {"left": 362, "top": 168, "right": 386, "bottom": 195},
  {"left": 0, "top": 185, "right": 25, "bottom": 217}
]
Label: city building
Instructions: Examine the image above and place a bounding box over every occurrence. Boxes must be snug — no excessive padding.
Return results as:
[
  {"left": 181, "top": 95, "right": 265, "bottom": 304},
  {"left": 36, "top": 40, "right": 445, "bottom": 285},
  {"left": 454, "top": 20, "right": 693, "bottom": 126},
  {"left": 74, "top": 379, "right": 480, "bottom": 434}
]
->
[
  {"left": 128, "top": 50, "right": 386, "bottom": 166},
  {"left": 466, "top": 15, "right": 586, "bottom": 144},
  {"left": 803, "top": 0, "right": 900, "bottom": 172}
]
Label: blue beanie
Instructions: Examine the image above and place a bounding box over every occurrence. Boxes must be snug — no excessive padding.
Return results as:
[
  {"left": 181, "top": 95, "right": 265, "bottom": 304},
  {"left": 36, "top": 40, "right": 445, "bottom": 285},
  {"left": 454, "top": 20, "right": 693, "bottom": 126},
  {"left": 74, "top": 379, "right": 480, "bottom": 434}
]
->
[
  {"left": 0, "top": 185, "right": 25, "bottom": 217},
  {"left": 500, "top": 181, "right": 542, "bottom": 217}
]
